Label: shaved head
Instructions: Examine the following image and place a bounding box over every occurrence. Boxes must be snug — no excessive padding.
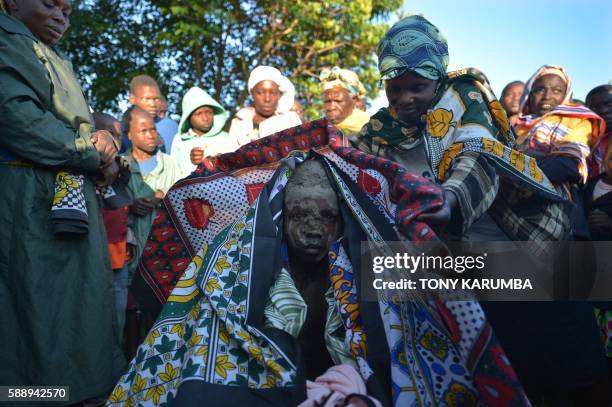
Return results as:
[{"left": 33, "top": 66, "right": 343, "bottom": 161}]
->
[{"left": 130, "top": 75, "right": 160, "bottom": 95}]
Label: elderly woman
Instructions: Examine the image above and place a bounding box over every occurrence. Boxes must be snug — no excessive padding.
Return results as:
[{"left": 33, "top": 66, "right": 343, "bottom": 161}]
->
[
  {"left": 0, "top": 0, "right": 124, "bottom": 403},
  {"left": 515, "top": 66, "right": 605, "bottom": 240},
  {"left": 320, "top": 66, "right": 371, "bottom": 135},
  {"left": 229, "top": 65, "right": 302, "bottom": 146},
  {"left": 352, "top": 15, "right": 608, "bottom": 403},
  {"left": 516, "top": 66, "right": 604, "bottom": 186}
]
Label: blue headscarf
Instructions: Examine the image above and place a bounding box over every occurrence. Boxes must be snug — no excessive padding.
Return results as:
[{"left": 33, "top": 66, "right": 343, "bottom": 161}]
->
[{"left": 377, "top": 15, "right": 449, "bottom": 81}]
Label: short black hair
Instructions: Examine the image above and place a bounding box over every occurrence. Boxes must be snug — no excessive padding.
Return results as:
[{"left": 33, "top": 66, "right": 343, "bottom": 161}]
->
[
  {"left": 586, "top": 84, "right": 612, "bottom": 107},
  {"left": 501, "top": 81, "right": 525, "bottom": 98},
  {"left": 130, "top": 75, "right": 160, "bottom": 95},
  {"left": 122, "top": 105, "right": 150, "bottom": 133}
]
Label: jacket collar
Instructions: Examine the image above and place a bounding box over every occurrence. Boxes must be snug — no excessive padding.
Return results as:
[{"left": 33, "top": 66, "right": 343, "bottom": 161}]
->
[{"left": 0, "top": 13, "right": 39, "bottom": 42}]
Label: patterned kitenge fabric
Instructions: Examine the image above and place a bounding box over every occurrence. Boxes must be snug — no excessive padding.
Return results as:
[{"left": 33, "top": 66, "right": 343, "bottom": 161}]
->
[
  {"left": 353, "top": 69, "right": 569, "bottom": 252},
  {"left": 516, "top": 65, "right": 605, "bottom": 183},
  {"left": 357, "top": 69, "right": 563, "bottom": 200},
  {"left": 0, "top": 149, "right": 126, "bottom": 235},
  {"left": 110, "top": 119, "right": 529, "bottom": 406},
  {"left": 377, "top": 15, "right": 449, "bottom": 81}
]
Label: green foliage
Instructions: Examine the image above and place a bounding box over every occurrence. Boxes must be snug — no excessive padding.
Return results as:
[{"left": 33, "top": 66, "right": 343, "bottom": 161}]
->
[{"left": 61, "top": 0, "right": 403, "bottom": 118}]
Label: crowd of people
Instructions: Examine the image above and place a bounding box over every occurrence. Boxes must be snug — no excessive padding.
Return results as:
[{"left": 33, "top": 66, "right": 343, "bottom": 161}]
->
[{"left": 1, "top": 1, "right": 612, "bottom": 406}]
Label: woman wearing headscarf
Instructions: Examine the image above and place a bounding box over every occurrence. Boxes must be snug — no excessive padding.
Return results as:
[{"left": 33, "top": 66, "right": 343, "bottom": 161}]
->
[
  {"left": 229, "top": 65, "right": 302, "bottom": 146},
  {"left": 515, "top": 66, "right": 605, "bottom": 240},
  {"left": 353, "top": 16, "right": 567, "bottom": 245},
  {"left": 0, "top": 0, "right": 124, "bottom": 403},
  {"left": 320, "top": 66, "right": 371, "bottom": 135},
  {"left": 353, "top": 15, "right": 608, "bottom": 404},
  {"left": 516, "top": 66, "right": 604, "bottom": 186}
]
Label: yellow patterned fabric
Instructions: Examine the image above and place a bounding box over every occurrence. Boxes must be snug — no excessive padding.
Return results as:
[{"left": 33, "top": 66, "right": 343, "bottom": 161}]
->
[{"left": 335, "top": 108, "right": 371, "bottom": 136}]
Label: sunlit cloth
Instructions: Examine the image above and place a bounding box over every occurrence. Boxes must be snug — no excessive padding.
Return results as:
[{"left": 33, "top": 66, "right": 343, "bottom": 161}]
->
[
  {"left": 111, "top": 120, "right": 529, "bottom": 406},
  {"left": 320, "top": 66, "right": 367, "bottom": 98},
  {"left": 377, "top": 15, "right": 449, "bottom": 81},
  {"left": 247, "top": 65, "right": 295, "bottom": 113},
  {"left": 516, "top": 65, "right": 605, "bottom": 183}
]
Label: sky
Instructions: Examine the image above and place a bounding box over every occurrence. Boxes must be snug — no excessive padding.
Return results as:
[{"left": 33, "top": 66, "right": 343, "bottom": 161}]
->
[{"left": 370, "top": 0, "right": 612, "bottom": 112}]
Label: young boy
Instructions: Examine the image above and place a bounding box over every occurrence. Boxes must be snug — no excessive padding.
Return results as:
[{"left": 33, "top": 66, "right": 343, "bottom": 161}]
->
[
  {"left": 171, "top": 87, "right": 237, "bottom": 177},
  {"left": 123, "top": 106, "right": 180, "bottom": 279},
  {"left": 93, "top": 112, "right": 131, "bottom": 342}
]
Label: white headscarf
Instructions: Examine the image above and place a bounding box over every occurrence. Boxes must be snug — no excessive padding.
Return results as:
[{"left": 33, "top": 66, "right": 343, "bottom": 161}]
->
[{"left": 247, "top": 66, "right": 295, "bottom": 114}]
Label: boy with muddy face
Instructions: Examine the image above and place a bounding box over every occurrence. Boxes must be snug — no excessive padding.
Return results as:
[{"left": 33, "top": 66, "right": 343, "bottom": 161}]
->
[{"left": 283, "top": 160, "right": 342, "bottom": 379}]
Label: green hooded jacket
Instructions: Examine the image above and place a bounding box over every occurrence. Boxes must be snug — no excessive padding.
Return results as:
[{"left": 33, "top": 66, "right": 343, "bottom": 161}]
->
[{"left": 171, "top": 87, "right": 237, "bottom": 177}]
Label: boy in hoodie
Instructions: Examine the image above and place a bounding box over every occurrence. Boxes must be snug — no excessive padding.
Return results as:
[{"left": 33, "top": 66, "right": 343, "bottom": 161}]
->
[{"left": 171, "top": 87, "right": 238, "bottom": 177}]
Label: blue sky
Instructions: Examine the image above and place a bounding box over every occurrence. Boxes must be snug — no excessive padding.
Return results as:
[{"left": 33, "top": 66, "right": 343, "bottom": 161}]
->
[{"left": 371, "top": 0, "right": 611, "bottom": 111}]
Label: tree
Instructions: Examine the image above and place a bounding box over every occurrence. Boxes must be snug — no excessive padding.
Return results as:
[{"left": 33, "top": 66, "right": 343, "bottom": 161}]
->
[{"left": 61, "top": 0, "right": 403, "bottom": 119}]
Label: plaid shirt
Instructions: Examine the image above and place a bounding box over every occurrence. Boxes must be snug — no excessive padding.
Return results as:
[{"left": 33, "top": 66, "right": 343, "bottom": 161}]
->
[{"left": 350, "top": 135, "right": 570, "bottom": 253}]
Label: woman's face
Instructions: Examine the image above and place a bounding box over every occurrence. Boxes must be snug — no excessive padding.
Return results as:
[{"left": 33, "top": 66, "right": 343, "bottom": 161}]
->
[
  {"left": 385, "top": 71, "right": 438, "bottom": 124},
  {"left": 252, "top": 80, "right": 280, "bottom": 118},
  {"left": 7, "top": 0, "right": 71, "bottom": 45},
  {"left": 528, "top": 74, "right": 567, "bottom": 116}
]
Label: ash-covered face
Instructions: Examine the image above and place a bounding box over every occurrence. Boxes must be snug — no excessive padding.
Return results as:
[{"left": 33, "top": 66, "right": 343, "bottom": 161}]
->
[{"left": 284, "top": 161, "right": 341, "bottom": 263}]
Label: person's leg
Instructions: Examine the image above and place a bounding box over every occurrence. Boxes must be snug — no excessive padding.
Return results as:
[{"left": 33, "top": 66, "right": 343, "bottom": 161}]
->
[{"left": 113, "top": 263, "right": 129, "bottom": 341}]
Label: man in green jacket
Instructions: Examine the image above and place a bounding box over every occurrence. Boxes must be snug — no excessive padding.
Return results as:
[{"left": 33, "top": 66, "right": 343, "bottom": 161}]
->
[{"left": 0, "top": 1, "right": 124, "bottom": 403}]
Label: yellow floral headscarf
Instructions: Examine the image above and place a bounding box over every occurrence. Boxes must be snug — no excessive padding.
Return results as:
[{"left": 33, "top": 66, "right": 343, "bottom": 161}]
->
[{"left": 320, "top": 66, "right": 367, "bottom": 98}]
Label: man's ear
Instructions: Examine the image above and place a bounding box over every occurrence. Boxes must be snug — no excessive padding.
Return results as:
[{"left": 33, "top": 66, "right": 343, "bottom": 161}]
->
[{"left": 128, "top": 93, "right": 136, "bottom": 105}]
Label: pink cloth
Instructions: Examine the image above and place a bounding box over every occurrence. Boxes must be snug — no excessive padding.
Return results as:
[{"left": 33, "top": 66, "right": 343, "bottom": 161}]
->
[{"left": 297, "top": 365, "right": 382, "bottom": 407}]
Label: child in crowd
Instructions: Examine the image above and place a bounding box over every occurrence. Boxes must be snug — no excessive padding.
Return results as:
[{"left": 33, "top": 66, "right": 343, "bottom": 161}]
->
[
  {"left": 171, "top": 87, "right": 237, "bottom": 177},
  {"left": 93, "top": 112, "right": 131, "bottom": 344},
  {"left": 123, "top": 106, "right": 180, "bottom": 280}
]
